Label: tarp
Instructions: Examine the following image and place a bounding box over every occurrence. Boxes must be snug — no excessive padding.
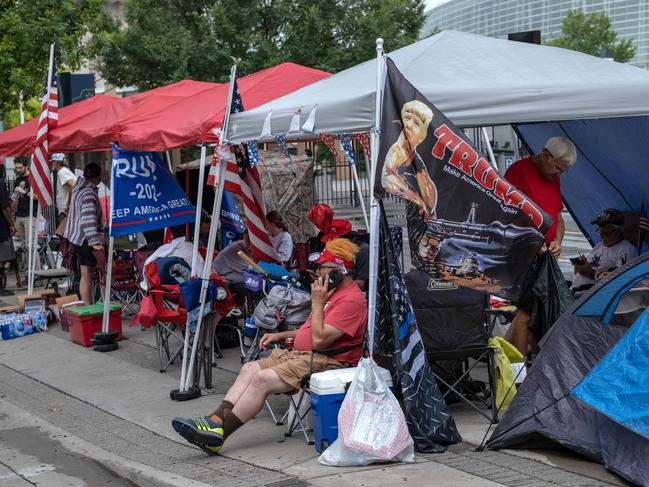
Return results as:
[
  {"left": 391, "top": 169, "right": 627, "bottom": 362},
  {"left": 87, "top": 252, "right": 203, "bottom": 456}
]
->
[
  {"left": 0, "top": 63, "right": 329, "bottom": 155},
  {"left": 117, "top": 63, "right": 330, "bottom": 151},
  {"left": 487, "top": 254, "right": 649, "bottom": 486},
  {"left": 515, "top": 118, "right": 649, "bottom": 246},
  {"left": 226, "top": 30, "right": 649, "bottom": 143}
]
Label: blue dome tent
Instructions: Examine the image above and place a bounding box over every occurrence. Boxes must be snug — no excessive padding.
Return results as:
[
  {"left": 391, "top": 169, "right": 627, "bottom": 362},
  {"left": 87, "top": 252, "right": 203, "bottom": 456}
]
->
[{"left": 487, "top": 253, "right": 649, "bottom": 486}]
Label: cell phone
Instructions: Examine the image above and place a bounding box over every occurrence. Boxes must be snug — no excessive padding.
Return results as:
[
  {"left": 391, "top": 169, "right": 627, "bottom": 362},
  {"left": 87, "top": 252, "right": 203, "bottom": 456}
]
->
[
  {"left": 570, "top": 256, "right": 585, "bottom": 265},
  {"left": 327, "top": 269, "right": 344, "bottom": 291}
]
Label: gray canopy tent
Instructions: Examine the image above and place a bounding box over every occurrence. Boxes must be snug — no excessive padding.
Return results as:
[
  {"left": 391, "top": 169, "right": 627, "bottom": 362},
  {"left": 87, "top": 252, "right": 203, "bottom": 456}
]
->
[
  {"left": 226, "top": 30, "right": 649, "bottom": 142},
  {"left": 225, "top": 32, "right": 649, "bottom": 245}
]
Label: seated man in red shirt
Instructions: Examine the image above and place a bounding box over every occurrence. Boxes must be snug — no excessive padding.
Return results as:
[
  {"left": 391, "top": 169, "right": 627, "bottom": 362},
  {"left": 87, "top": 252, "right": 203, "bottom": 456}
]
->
[
  {"left": 504, "top": 136, "right": 577, "bottom": 355},
  {"left": 171, "top": 238, "right": 368, "bottom": 455}
]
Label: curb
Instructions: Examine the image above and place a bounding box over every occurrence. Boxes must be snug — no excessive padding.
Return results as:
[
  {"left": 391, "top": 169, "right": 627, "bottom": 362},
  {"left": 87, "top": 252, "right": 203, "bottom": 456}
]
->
[{"left": 0, "top": 399, "right": 212, "bottom": 487}]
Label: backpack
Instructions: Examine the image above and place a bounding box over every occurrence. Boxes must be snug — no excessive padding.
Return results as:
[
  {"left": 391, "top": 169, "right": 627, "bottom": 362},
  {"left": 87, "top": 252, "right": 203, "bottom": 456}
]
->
[{"left": 253, "top": 286, "right": 311, "bottom": 330}]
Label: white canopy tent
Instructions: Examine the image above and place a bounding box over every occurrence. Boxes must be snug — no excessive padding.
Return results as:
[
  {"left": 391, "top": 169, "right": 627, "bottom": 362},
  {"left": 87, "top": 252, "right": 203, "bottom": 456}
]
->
[{"left": 226, "top": 30, "right": 649, "bottom": 142}]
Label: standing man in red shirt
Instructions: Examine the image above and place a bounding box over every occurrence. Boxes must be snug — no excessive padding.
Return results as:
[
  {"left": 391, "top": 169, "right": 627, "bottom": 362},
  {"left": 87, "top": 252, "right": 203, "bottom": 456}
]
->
[
  {"left": 172, "top": 238, "right": 367, "bottom": 455},
  {"left": 504, "top": 137, "right": 577, "bottom": 355},
  {"left": 505, "top": 137, "right": 577, "bottom": 257}
]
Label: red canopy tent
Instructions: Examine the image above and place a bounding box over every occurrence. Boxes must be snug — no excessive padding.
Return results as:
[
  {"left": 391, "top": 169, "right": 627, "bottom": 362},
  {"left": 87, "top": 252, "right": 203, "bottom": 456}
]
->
[
  {"left": 0, "top": 80, "right": 218, "bottom": 156},
  {"left": 52, "top": 79, "right": 218, "bottom": 153},
  {"left": 0, "top": 63, "right": 329, "bottom": 156},
  {"left": 0, "top": 95, "right": 119, "bottom": 156},
  {"left": 114, "top": 62, "right": 330, "bottom": 151}
]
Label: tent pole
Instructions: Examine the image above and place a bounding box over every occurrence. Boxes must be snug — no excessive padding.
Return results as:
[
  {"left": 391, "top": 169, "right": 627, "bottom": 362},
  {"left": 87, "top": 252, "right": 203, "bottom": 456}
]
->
[
  {"left": 181, "top": 64, "right": 237, "bottom": 392},
  {"left": 190, "top": 146, "right": 207, "bottom": 273},
  {"left": 350, "top": 162, "right": 369, "bottom": 229},
  {"left": 179, "top": 144, "right": 207, "bottom": 391},
  {"left": 26, "top": 189, "right": 35, "bottom": 295},
  {"left": 366, "top": 38, "right": 385, "bottom": 357},
  {"left": 481, "top": 127, "right": 498, "bottom": 170},
  {"left": 510, "top": 125, "right": 520, "bottom": 163},
  {"left": 101, "top": 236, "right": 115, "bottom": 332}
]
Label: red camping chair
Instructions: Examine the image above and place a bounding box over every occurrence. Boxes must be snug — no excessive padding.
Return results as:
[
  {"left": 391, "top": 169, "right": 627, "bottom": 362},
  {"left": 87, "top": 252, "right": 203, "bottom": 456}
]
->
[
  {"left": 148, "top": 284, "right": 188, "bottom": 373},
  {"left": 110, "top": 250, "right": 141, "bottom": 315}
]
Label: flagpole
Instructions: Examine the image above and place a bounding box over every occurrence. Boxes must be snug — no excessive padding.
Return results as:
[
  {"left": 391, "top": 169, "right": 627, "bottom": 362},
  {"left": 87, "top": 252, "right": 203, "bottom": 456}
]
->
[
  {"left": 175, "top": 65, "right": 237, "bottom": 396},
  {"left": 366, "top": 38, "right": 385, "bottom": 357},
  {"left": 178, "top": 143, "right": 208, "bottom": 390},
  {"left": 94, "top": 148, "right": 119, "bottom": 351},
  {"left": 181, "top": 152, "right": 227, "bottom": 392}
]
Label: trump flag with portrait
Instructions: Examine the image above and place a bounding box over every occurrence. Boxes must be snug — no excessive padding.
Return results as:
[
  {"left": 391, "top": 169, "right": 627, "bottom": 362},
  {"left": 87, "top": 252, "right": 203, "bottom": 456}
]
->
[{"left": 374, "top": 59, "right": 551, "bottom": 301}]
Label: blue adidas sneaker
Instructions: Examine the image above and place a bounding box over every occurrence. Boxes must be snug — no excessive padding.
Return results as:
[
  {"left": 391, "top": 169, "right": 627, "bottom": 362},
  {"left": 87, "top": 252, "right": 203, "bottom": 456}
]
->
[{"left": 172, "top": 417, "right": 224, "bottom": 455}]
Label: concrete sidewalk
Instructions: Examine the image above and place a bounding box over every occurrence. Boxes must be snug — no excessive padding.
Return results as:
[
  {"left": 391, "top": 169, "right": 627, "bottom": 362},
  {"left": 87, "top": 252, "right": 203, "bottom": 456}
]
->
[{"left": 0, "top": 322, "right": 630, "bottom": 487}]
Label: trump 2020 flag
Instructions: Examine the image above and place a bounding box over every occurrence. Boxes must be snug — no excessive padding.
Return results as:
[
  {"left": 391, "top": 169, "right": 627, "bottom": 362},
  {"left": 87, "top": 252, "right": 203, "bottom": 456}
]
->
[
  {"left": 375, "top": 59, "right": 551, "bottom": 301},
  {"left": 220, "top": 190, "right": 245, "bottom": 247},
  {"left": 374, "top": 201, "right": 461, "bottom": 452},
  {"left": 110, "top": 145, "right": 195, "bottom": 236}
]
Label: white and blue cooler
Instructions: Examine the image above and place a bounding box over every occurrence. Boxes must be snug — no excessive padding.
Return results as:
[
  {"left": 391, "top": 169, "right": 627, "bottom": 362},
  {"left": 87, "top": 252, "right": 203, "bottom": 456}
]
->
[{"left": 309, "top": 366, "right": 394, "bottom": 453}]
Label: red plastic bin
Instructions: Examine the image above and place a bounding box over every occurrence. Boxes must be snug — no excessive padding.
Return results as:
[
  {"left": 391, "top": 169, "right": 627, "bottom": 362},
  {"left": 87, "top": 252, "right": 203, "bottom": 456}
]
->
[{"left": 64, "top": 302, "right": 123, "bottom": 347}]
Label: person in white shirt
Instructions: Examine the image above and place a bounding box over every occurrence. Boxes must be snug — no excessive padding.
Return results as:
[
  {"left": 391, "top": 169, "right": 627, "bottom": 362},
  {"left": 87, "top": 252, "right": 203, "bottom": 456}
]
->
[
  {"left": 266, "top": 210, "right": 293, "bottom": 263},
  {"left": 50, "top": 153, "right": 77, "bottom": 218},
  {"left": 571, "top": 209, "right": 638, "bottom": 293}
]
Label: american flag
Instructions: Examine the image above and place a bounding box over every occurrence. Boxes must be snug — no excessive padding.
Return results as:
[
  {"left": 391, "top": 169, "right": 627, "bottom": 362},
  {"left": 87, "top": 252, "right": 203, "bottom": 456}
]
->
[
  {"left": 30, "top": 44, "right": 57, "bottom": 207},
  {"left": 320, "top": 133, "right": 339, "bottom": 160},
  {"left": 210, "top": 79, "right": 279, "bottom": 263},
  {"left": 374, "top": 200, "right": 461, "bottom": 452},
  {"left": 274, "top": 134, "right": 291, "bottom": 159},
  {"left": 354, "top": 132, "right": 371, "bottom": 161},
  {"left": 338, "top": 134, "right": 356, "bottom": 165},
  {"left": 246, "top": 141, "right": 260, "bottom": 167}
]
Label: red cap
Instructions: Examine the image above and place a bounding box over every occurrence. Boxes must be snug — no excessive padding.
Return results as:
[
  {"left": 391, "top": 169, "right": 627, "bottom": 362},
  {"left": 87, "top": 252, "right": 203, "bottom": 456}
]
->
[
  {"left": 314, "top": 249, "right": 353, "bottom": 269},
  {"left": 321, "top": 219, "right": 352, "bottom": 242}
]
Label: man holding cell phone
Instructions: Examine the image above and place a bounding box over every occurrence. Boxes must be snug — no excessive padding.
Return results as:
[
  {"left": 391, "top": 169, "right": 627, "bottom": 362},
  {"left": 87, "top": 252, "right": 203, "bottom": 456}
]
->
[
  {"left": 171, "top": 238, "right": 367, "bottom": 455},
  {"left": 570, "top": 209, "right": 638, "bottom": 294}
]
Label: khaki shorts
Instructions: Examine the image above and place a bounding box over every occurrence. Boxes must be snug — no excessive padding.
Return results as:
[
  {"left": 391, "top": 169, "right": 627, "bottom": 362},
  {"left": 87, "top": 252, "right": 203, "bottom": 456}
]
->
[{"left": 257, "top": 349, "right": 345, "bottom": 392}]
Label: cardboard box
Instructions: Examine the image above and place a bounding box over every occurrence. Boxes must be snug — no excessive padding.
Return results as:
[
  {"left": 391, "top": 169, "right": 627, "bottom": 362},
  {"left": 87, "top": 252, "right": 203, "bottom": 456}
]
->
[
  {"left": 52, "top": 294, "right": 82, "bottom": 326},
  {"left": 18, "top": 289, "right": 60, "bottom": 310}
]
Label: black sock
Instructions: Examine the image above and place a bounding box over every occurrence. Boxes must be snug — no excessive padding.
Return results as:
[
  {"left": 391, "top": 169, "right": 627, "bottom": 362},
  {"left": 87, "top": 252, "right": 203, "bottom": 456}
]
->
[
  {"left": 211, "top": 400, "right": 234, "bottom": 422},
  {"left": 222, "top": 412, "right": 244, "bottom": 440}
]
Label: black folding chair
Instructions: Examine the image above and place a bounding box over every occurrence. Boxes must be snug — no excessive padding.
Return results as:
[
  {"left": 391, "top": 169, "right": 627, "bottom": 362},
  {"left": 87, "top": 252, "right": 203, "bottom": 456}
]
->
[{"left": 405, "top": 270, "right": 499, "bottom": 422}]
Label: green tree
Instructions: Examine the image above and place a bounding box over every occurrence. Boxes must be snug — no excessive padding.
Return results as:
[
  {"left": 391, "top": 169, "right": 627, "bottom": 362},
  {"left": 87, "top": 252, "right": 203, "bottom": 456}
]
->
[
  {"left": 546, "top": 10, "right": 635, "bottom": 63},
  {"left": 0, "top": 0, "right": 102, "bottom": 124},
  {"left": 88, "top": 0, "right": 426, "bottom": 89}
]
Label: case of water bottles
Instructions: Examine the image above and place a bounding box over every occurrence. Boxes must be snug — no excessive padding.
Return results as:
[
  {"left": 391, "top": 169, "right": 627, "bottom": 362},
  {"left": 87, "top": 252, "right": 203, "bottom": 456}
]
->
[{"left": 0, "top": 311, "right": 48, "bottom": 340}]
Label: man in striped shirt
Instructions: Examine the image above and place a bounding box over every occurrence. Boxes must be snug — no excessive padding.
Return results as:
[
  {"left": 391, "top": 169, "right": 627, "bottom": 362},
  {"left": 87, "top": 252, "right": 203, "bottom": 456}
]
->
[{"left": 64, "top": 163, "right": 104, "bottom": 305}]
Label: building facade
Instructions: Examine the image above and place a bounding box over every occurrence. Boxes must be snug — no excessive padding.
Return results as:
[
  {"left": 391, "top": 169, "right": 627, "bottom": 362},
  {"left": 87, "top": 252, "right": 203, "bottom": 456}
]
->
[{"left": 423, "top": 0, "right": 649, "bottom": 68}]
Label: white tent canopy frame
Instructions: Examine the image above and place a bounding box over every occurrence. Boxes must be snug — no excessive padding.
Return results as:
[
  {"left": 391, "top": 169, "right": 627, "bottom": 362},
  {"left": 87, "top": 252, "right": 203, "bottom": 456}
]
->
[{"left": 226, "top": 30, "right": 649, "bottom": 143}]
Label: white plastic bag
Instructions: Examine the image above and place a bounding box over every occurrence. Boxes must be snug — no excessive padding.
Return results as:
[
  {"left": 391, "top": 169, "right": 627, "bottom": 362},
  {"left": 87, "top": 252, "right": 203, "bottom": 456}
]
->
[{"left": 318, "top": 358, "right": 415, "bottom": 466}]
